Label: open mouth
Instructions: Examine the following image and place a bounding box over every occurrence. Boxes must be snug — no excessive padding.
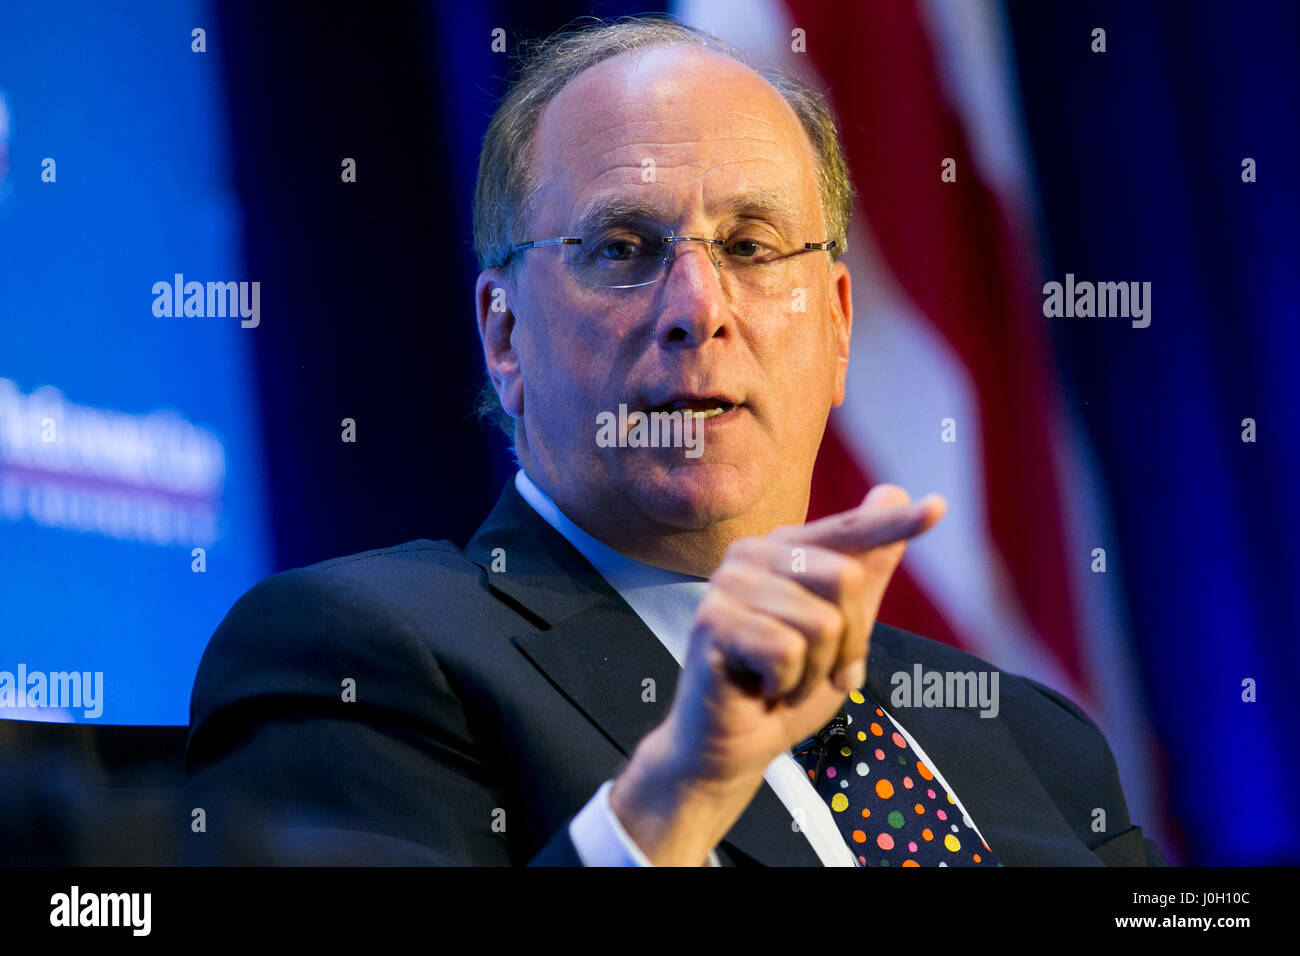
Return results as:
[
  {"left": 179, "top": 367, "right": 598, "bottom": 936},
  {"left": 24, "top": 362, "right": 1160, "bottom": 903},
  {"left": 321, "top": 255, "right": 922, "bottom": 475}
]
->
[{"left": 645, "top": 398, "right": 737, "bottom": 419}]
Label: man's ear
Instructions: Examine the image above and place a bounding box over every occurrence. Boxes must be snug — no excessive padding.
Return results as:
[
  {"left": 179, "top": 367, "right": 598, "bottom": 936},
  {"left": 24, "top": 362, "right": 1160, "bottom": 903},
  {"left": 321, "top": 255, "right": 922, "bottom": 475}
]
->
[
  {"left": 475, "top": 268, "right": 523, "bottom": 418},
  {"left": 829, "top": 259, "right": 852, "bottom": 407}
]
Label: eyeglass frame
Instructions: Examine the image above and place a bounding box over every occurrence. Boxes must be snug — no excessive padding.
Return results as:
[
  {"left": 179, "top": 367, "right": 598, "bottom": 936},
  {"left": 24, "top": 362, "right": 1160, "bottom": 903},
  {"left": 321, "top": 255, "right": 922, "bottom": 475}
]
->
[{"left": 500, "top": 231, "right": 838, "bottom": 290}]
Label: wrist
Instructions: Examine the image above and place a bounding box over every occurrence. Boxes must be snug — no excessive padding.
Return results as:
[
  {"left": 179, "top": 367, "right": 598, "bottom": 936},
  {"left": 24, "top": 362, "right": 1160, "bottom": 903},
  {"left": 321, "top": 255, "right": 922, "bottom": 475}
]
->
[{"left": 609, "top": 722, "right": 763, "bottom": 866}]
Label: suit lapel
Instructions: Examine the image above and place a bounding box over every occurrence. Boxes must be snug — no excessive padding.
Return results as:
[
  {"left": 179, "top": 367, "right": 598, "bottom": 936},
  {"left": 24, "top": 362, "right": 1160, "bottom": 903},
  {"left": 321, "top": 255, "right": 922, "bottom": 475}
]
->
[
  {"left": 865, "top": 629, "right": 1103, "bottom": 866},
  {"left": 464, "top": 480, "right": 613, "bottom": 628},
  {"left": 512, "top": 595, "right": 819, "bottom": 866},
  {"left": 466, "top": 482, "right": 819, "bottom": 865}
]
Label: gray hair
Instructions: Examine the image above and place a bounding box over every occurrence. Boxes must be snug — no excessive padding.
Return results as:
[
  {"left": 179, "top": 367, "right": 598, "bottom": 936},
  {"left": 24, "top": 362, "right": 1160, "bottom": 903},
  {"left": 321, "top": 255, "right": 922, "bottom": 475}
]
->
[{"left": 471, "top": 14, "right": 856, "bottom": 436}]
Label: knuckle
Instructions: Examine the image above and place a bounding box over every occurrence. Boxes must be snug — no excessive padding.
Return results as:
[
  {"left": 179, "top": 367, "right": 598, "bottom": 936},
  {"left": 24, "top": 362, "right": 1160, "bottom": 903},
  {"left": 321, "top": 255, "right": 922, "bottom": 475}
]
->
[
  {"left": 769, "top": 631, "right": 804, "bottom": 672},
  {"left": 693, "top": 592, "right": 730, "bottom": 636},
  {"left": 712, "top": 563, "right": 757, "bottom": 595},
  {"left": 833, "top": 558, "right": 868, "bottom": 595},
  {"left": 813, "top": 606, "right": 844, "bottom": 645}
]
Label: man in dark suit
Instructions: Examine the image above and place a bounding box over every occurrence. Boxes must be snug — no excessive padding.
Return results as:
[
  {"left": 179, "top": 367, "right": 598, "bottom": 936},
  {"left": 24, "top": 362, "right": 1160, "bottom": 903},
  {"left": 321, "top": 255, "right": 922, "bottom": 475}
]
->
[
  {"left": 185, "top": 16, "right": 1164, "bottom": 866},
  {"left": 186, "top": 475, "right": 1163, "bottom": 866}
]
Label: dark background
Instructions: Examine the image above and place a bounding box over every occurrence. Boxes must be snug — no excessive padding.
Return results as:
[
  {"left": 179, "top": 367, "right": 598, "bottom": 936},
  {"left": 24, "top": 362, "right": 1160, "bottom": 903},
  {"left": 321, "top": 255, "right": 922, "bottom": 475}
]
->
[{"left": 1, "top": 0, "right": 1295, "bottom": 866}]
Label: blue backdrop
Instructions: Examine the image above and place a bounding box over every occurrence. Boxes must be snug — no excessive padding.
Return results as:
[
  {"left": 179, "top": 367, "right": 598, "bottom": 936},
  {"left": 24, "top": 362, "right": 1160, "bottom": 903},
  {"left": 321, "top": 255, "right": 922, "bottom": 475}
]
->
[
  {"left": 1007, "top": 0, "right": 1300, "bottom": 866},
  {"left": 0, "top": 2, "right": 272, "bottom": 724},
  {"left": 0, "top": 0, "right": 1293, "bottom": 864}
]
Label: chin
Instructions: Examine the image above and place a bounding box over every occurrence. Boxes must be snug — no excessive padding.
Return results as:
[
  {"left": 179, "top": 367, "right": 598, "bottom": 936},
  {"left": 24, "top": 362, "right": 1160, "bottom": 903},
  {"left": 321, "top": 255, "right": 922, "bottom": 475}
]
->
[{"left": 622, "top": 455, "right": 763, "bottom": 530}]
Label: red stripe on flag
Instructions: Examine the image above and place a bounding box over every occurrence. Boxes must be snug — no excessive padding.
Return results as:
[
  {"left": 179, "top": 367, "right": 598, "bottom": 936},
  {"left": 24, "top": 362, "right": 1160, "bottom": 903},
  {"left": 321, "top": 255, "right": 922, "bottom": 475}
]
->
[
  {"left": 790, "top": 0, "right": 1085, "bottom": 685},
  {"left": 810, "top": 422, "right": 969, "bottom": 655}
]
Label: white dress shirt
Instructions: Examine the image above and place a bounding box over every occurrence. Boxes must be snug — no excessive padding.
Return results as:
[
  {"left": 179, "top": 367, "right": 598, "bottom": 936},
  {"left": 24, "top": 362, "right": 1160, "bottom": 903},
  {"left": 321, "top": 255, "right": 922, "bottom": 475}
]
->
[{"left": 513, "top": 468, "right": 988, "bottom": 866}]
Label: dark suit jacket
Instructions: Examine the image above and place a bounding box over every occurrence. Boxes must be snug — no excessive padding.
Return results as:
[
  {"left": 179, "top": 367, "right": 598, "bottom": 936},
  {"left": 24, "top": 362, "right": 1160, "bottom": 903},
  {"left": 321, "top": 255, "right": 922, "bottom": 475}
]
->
[{"left": 185, "top": 480, "right": 1166, "bottom": 866}]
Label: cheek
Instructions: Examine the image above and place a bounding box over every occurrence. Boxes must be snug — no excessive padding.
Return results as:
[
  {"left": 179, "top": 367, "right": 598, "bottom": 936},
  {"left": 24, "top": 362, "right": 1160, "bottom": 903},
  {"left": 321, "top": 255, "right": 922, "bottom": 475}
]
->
[
  {"left": 759, "top": 324, "right": 840, "bottom": 429},
  {"left": 520, "top": 313, "right": 613, "bottom": 419}
]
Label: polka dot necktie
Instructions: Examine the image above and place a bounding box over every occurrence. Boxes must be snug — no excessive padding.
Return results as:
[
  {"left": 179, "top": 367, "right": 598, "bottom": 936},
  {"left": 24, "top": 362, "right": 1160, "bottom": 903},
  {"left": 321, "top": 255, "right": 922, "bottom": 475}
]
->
[{"left": 792, "top": 685, "right": 1002, "bottom": 867}]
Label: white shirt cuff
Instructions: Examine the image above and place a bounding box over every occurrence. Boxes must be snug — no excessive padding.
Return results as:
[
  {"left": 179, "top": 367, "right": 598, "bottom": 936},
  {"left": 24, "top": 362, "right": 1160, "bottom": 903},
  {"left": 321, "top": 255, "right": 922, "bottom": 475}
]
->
[{"left": 569, "top": 778, "right": 721, "bottom": 866}]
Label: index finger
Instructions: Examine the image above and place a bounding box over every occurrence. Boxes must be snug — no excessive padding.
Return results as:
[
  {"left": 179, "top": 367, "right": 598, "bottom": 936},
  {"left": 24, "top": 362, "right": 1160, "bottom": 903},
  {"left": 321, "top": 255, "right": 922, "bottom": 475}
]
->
[{"left": 772, "top": 489, "right": 947, "bottom": 556}]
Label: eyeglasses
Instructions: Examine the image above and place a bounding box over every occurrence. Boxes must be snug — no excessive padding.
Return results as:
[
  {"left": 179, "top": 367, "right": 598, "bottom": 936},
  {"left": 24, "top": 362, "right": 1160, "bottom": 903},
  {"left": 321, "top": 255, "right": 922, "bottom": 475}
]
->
[{"left": 504, "top": 225, "right": 837, "bottom": 295}]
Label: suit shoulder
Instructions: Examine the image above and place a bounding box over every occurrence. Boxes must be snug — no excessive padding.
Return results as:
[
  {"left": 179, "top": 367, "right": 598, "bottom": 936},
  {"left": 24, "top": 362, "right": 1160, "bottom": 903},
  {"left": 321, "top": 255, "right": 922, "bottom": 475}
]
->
[
  {"left": 874, "top": 621, "right": 1137, "bottom": 837},
  {"left": 873, "top": 620, "right": 1102, "bottom": 733},
  {"left": 218, "top": 538, "right": 489, "bottom": 628},
  {"left": 188, "top": 539, "right": 495, "bottom": 727},
  {"left": 303, "top": 538, "right": 478, "bottom": 585},
  {"left": 873, "top": 620, "right": 1018, "bottom": 681}
]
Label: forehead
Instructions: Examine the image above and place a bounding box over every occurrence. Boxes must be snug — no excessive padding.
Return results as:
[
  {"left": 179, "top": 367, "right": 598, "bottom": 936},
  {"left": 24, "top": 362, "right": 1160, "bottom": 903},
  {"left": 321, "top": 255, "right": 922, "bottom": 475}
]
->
[{"left": 530, "top": 45, "right": 821, "bottom": 230}]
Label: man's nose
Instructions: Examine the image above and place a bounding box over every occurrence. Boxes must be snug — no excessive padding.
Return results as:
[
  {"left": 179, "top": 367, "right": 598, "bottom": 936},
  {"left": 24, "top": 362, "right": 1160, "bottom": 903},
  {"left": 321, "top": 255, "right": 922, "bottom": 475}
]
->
[{"left": 653, "top": 241, "right": 734, "bottom": 348}]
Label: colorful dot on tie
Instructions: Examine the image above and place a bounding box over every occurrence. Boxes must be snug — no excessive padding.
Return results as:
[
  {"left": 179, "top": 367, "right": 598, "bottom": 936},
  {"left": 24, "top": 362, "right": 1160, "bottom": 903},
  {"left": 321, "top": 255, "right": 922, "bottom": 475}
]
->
[
  {"left": 927, "top": 789, "right": 936, "bottom": 799},
  {"left": 947, "top": 793, "right": 956, "bottom": 804},
  {"left": 870, "top": 722, "right": 883, "bottom": 736},
  {"left": 874, "top": 748, "right": 885, "bottom": 761},
  {"left": 849, "top": 689, "right": 865, "bottom": 704},
  {"left": 875, "top": 708, "right": 883, "bottom": 717},
  {"left": 857, "top": 731, "right": 867, "bottom": 741},
  {"left": 908, "top": 841, "right": 918, "bottom": 852},
  {"left": 861, "top": 808, "right": 871, "bottom": 818},
  {"left": 944, "top": 834, "right": 961, "bottom": 852},
  {"left": 951, "top": 825, "right": 959, "bottom": 833},
  {"left": 852, "top": 830, "right": 866, "bottom": 843},
  {"left": 936, "top": 809, "right": 947, "bottom": 821},
  {"left": 875, "top": 779, "right": 894, "bottom": 799},
  {"left": 840, "top": 780, "right": 848, "bottom": 788},
  {"left": 921, "top": 829, "right": 933, "bottom": 841},
  {"left": 887, "top": 810, "right": 905, "bottom": 829},
  {"left": 973, "top": 854, "right": 982, "bottom": 863},
  {"left": 916, "top": 761, "right": 934, "bottom": 781},
  {"left": 902, "top": 859, "right": 920, "bottom": 867},
  {"left": 807, "top": 769, "right": 816, "bottom": 781},
  {"left": 840, "top": 746, "right": 852, "bottom": 757},
  {"left": 855, "top": 762, "right": 869, "bottom": 776},
  {"left": 876, "top": 833, "right": 894, "bottom": 851},
  {"left": 858, "top": 856, "right": 867, "bottom": 865},
  {"left": 898, "top": 756, "right": 907, "bottom": 765},
  {"left": 825, "top": 766, "right": 837, "bottom": 778},
  {"left": 831, "top": 793, "right": 849, "bottom": 812},
  {"left": 914, "top": 803, "right": 925, "bottom": 815},
  {"left": 880, "top": 860, "right": 890, "bottom": 866},
  {"left": 903, "top": 776, "right": 914, "bottom": 789},
  {"left": 892, "top": 732, "right": 907, "bottom": 748}
]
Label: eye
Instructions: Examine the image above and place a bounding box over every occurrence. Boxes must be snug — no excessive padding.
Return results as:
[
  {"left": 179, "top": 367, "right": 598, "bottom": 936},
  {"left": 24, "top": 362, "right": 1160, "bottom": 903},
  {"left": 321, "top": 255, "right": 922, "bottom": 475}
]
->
[
  {"left": 724, "top": 234, "right": 781, "bottom": 261},
  {"left": 593, "top": 233, "right": 653, "bottom": 262}
]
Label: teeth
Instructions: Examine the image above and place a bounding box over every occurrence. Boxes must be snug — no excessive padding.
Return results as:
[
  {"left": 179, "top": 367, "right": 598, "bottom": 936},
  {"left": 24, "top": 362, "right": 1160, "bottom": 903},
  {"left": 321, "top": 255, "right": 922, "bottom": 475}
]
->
[{"left": 654, "top": 399, "right": 733, "bottom": 415}]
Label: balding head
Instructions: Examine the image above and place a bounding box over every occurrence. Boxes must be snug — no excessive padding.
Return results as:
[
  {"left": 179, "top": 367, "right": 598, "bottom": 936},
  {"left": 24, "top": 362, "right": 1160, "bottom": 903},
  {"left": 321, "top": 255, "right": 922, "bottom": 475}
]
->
[
  {"left": 473, "top": 17, "right": 856, "bottom": 577},
  {"left": 530, "top": 45, "right": 824, "bottom": 265},
  {"left": 473, "top": 17, "right": 853, "bottom": 270}
]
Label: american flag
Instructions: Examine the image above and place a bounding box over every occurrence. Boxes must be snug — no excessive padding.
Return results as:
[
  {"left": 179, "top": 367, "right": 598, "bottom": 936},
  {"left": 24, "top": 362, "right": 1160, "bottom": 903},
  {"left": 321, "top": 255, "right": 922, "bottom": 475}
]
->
[{"left": 677, "top": 0, "right": 1170, "bottom": 854}]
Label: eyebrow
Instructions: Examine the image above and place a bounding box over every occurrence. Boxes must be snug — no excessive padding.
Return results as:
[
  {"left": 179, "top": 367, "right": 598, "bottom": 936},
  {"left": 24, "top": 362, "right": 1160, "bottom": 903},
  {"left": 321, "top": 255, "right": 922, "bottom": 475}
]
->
[{"left": 572, "top": 189, "right": 803, "bottom": 236}]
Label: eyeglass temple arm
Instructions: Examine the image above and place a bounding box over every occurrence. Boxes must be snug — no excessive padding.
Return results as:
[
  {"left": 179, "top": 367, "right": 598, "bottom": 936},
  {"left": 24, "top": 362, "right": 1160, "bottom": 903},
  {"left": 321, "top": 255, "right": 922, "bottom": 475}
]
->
[
  {"left": 508, "top": 236, "right": 582, "bottom": 254},
  {"left": 656, "top": 237, "right": 838, "bottom": 252},
  {"left": 501, "top": 236, "right": 582, "bottom": 265}
]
